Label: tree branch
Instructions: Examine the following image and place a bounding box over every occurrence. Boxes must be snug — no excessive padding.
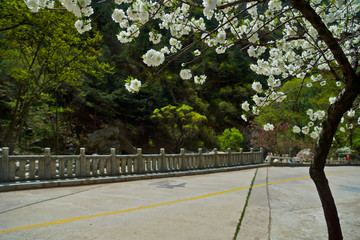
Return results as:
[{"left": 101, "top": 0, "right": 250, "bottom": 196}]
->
[{"left": 289, "top": 0, "right": 357, "bottom": 85}]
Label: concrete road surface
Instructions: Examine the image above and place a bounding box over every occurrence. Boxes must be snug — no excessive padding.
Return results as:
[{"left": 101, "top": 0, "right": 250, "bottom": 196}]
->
[{"left": 0, "top": 166, "right": 359, "bottom": 240}]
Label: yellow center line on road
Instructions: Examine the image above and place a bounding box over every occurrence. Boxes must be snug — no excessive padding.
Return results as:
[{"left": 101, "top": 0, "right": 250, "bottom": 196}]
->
[{"left": 1, "top": 169, "right": 359, "bottom": 235}]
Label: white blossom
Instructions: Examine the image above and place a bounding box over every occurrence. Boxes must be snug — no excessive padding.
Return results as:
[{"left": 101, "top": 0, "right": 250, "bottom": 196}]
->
[
  {"left": 160, "top": 46, "right": 170, "bottom": 54},
  {"left": 149, "top": 32, "right": 162, "bottom": 44},
  {"left": 314, "top": 110, "right": 326, "bottom": 120},
  {"left": 112, "top": 9, "right": 126, "bottom": 23},
  {"left": 180, "top": 69, "right": 192, "bottom": 80},
  {"left": 143, "top": 49, "right": 165, "bottom": 67},
  {"left": 193, "top": 50, "right": 201, "bottom": 56},
  {"left": 310, "top": 131, "right": 319, "bottom": 139},
  {"left": 241, "top": 101, "right": 250, "bottom": 112},
  {"left": 329, "top": 97, "right": 336, "bottom": 105},
  {"left": 125, "top": 79, "right": 142, "bottom": 93},
  {"left": 347, "top": 110, "right": 355, "bottom": 118},
  {"left": 252, "top": 82, "right": 263, "bottom": 93},
  {"left": 194, "top": 75, "right": 207, "bottom": 84},
  {"left": 302, "top": 126, "right": 310, "bottom": 135},
  {"left": 293, "top": 126, "right": 301, "bottom": 133},
  {"left": 306, "top": 109, "right": 314, "bottom": 117},
  {"left": 203, "top": 0, "right": 217, "bottom": 11},
  {"left": 241, "top": 114, "right": 247, "bottom": 122},
  {"left": 248, "top": 33, "right": 259, "bottom": 43},
  {"left": 263, "top": 123, "right": 274, "bottom": 131},
  {"left": 74, "top": 20, "right": 92, "bottom": 34}
]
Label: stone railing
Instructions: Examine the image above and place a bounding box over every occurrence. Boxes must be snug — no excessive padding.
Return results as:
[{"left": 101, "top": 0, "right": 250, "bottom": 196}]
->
[
  {"left": 0, "top": 147, "right": 264, "bottom": 183},
  {"left": 267, "top": 156, "right": 360, "bottom": 165}
]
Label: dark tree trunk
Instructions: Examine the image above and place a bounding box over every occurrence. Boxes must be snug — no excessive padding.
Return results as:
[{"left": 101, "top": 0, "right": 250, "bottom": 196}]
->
[
  {"left": 309, "top": 84, "right": 359, "bottom": 239},
  {"left": 289, "top": 1, "right": 360, "bottom": 239},
  {"left": 309, "top": 167, "right": 342, "bottom": 239}
]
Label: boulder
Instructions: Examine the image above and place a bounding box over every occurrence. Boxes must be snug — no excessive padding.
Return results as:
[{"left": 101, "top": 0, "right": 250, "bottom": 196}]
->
[
  {"left": 82, "top": 125, "right": 137, "bottom": 154},
  {"left": 296, "top": 148, "right": 314, "bottom": 161}
]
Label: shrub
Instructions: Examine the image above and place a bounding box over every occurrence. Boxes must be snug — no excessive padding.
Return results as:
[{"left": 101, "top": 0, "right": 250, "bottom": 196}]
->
[{"left": 219, "top": 128, "right": 244, "bottom": 151}]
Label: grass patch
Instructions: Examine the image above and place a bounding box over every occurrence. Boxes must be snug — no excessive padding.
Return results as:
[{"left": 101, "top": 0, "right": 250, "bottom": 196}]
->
[{"left": 233, "top": 168, "right": 258, "bottom": 240}]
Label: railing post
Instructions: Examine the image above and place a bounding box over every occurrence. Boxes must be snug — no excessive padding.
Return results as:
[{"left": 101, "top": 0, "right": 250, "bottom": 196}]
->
[
  {"left": 260, "top": 147, "right": 264, "bottom": 163},
  {"left": 178, "top": 148, "right": 185, "bottom": 171},
  {"left": 239, "top": 148, "right": 243, "bottom": 165},
  {"left": 180, "top": 148, "right": 185, "bottom": 170},
  {"left": 198, "top": 148, "right": 203, "bottom": 169},
  {"left": 227, "top": 148, "right": 231, "bottom": 167},
  {"left": 44, "top": 148, "right": 51, "bottom": 180},
  {"left": 1, "top": 147, "right": 9, "bottom": 182},
  {"left": 111, "top": 148, "right": 117, "bottom": 175},
  {"left": 80, "top": 148, "right": 86, "bottom": 177},
  {"left": 136, "top": 148, "right": 144, "bottom": 173},
  {"left": 160, "top": 148, "right": 167, "bottom": 172},
  {"left": 250, "top": 148, "right": 254, "bottom": 164},
  {"left": 214, "top": 148, "right": 218, "bottom": 168}
]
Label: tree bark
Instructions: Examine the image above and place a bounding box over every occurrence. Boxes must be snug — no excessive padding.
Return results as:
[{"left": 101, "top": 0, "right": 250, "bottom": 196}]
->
[
  {"left": 310, "top": 167, "right": 342, "bottom": 239},
  {"left": 310, "top": 83, "right": 359, "bottom": 239},
  {"left": 289, "top": 1, "right": 360, "bottom": 239}
]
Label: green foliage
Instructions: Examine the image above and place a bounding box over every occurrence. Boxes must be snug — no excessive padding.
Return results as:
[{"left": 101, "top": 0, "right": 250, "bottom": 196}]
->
[
  {"left": 0, "top": 0, "right": 107, "bottom": 151},
  {"left": 151, "top": 104, "right": 207, "bottom": 151},
  {"left": 0, "top": 0, "right": 261, "bottom": 153},
  {"left": 252, "top": 76, "right": 344, "bottom": 153},
  {"left": 219, "top": 128, "right": 244, "bottom": 151},
  {"left": 255, "top": 77, "right": 341, "bottom": 127}
]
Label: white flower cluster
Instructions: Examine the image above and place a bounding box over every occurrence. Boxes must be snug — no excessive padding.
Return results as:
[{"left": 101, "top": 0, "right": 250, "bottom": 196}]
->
[
  {"left": 25, "top": 0, "right": 94, "bottom": 33},
  {"left": 112, "top": 9, "right": 128, "bottom": 28},
  {"left": 347, "top": 110, "right": 355, "bottom": 118},
  {"left": 293, "top": 125, "right": 310, "bottom": 135},
  {"left": 180, "top": 69, "right": 192, "bottom": 80},
  {"left": 74, "top": 20, "right": 92, "bottom": 34},
  {"left": 293, "top": 104, "right": 359, "bottom": 140},
  {"left": 143, "top": 49, "right": 165, "bottom": 67},
  {"left": 125, "top": 79, "right": 142, "bottom": 93},
  {"left": 307, "top": 109, "right": 326, "bottom": 121},
  {"left": 194, "top": 75, "right": 207, "bottom": 84},
  {"left": 202, "top": 0, "right": 218, "bottom": 19},
  {"left": 263, "top": 123, "right": 274, "bottom": 131},
  {"left": 24, "top": 0, "right": 54, "bottom": 12},
  {"left": 149, "top": 32, "right": 162, "bottom": 44}
]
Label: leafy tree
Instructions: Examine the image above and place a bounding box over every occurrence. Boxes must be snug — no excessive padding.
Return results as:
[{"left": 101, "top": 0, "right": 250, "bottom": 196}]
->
[
  {"left": 219, "top": 128, "right": 244, "bottom": 151},
  {"left": 252, "top": 77, "right": 341, "bottom": 153},
  {"left": 151, "top": 104, "right": 207, "bottom": 151},
  {"left": 0, "top": 0, "right": 107, "bottom": 152}
]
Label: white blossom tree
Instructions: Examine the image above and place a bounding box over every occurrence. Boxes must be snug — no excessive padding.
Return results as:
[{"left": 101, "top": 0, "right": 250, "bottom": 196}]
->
[{"left": 24, "top": 0, "right": 360, "bottom": 238}]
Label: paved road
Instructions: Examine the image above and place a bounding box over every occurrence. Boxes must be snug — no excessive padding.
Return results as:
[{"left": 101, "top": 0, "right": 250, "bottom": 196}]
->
[{"left": 0, "top": 166, "right": 359, "bottom": 240}]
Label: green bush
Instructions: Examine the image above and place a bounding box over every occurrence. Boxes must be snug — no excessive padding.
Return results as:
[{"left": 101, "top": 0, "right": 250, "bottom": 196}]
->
[{"left": 219, "top": 128, "right": 244, "bottom": 151}]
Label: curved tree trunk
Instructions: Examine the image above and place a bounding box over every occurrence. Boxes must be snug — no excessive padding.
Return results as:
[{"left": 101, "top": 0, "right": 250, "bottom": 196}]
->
[
  {"left": 289, "top": 1, "right": 360, "bottom": 239},
  {"left": 310, "top": 167, "right": 342, "bottom": 239},
  {"left": 310, "top": 85, "right": 359, "bottom": 239}
]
